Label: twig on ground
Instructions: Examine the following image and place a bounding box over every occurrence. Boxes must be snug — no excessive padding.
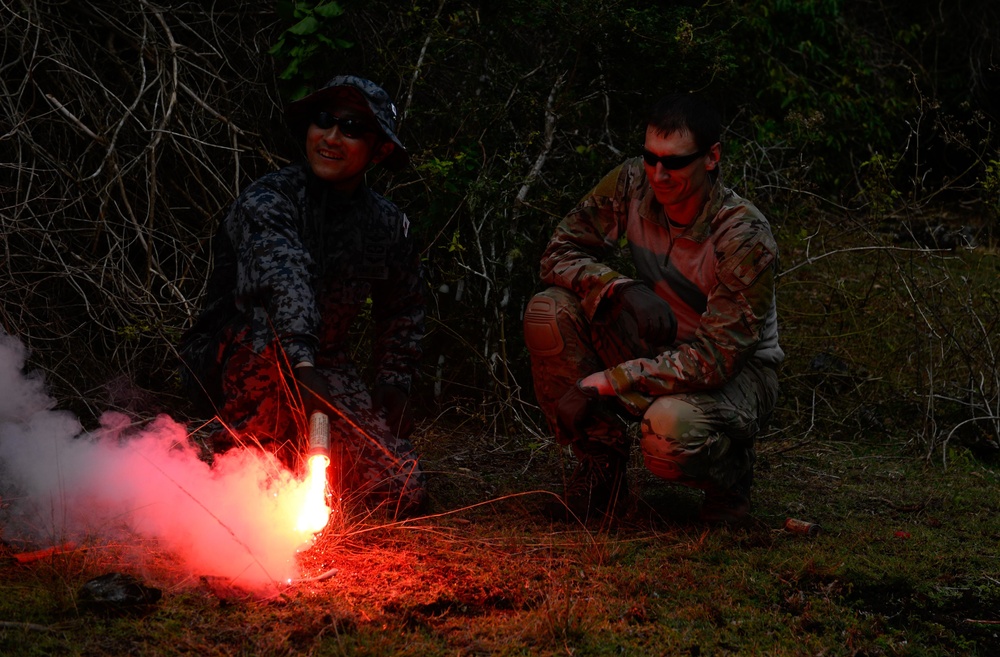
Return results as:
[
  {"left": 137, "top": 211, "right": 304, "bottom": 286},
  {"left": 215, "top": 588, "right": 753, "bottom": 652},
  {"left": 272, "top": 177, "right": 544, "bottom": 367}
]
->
[{"left": 0, "top": 621, "right": 57, "bottom": 632}]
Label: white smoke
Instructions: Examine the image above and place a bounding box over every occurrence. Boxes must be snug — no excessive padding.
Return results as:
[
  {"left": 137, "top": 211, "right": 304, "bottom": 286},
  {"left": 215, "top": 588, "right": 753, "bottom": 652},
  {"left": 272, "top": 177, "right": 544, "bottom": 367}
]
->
[{"left": 0, "top": 334, "right": 314, "bottom": 589}]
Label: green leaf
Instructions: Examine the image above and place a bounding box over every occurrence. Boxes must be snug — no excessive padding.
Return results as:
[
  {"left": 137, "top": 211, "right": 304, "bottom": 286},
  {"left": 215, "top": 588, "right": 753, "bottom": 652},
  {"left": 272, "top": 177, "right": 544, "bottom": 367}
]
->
[
  {"left": 268, "top": 38, "right": 286, "bottom": 56},
  {"left": 278, "top": 60, "right": 299, "bottom": 80},
  {"left": 314, "top": 1, "right": 345, "bottom": 18},
  {"left": 289, "top": 83, "right": 311, "bottom": 101},
  {"left": 288, "top": 16, "right": 320, "bottom": 35}
]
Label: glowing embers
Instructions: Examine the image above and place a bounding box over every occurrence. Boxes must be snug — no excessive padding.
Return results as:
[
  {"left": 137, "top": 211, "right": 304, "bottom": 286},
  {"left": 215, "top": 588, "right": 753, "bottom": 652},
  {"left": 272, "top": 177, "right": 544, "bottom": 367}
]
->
[{"left": 295, "top": 412, "right": 333, "bottom": 534}]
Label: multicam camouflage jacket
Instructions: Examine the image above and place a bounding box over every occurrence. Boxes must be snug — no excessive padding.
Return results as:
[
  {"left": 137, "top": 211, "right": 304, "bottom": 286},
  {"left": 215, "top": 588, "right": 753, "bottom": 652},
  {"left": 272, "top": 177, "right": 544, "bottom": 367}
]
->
[
  {"left": 188, "top": 162, "right": 424, "bottom": 397},
  {"left": 539, "top": 157, "right": 784, "bottom": 405}
]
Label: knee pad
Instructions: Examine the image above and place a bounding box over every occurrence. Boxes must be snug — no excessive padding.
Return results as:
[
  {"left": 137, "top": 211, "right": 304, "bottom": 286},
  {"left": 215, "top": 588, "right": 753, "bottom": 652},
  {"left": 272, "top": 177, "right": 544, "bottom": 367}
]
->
[
  {"left": 643, "top": 453, "right": 684, "bottom": 481},
  {"left": 523, "top": 295, "right": 564, "bottom": 357},
  {"left": 642, "top": 396, "right": 707, "bottom": 445},
  {"left": 639, "top": 398, "right": 702, "bottom": 482},
  {"left": 640, "top": 431, "right": 693, "bottom": 483}
]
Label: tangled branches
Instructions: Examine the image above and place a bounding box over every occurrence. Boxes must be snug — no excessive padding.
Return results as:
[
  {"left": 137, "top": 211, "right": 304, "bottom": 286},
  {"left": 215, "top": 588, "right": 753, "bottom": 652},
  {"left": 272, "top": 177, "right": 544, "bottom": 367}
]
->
[{"left": 1, "top": 1, "right": 283, "bottom": 417}]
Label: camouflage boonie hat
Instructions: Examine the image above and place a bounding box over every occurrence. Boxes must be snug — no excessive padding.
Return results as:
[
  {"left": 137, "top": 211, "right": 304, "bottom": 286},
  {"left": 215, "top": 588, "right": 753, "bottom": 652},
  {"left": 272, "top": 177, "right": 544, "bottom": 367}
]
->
[{"left": 284, "top": 75, "right": 409, "bottom": 171}]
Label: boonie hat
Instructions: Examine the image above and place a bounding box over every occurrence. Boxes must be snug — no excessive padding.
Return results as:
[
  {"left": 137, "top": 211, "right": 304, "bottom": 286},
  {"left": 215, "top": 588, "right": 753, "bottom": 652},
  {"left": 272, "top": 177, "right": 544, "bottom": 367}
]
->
[{"left": 284, "top": 75, "right": 409, "bottom": 171}]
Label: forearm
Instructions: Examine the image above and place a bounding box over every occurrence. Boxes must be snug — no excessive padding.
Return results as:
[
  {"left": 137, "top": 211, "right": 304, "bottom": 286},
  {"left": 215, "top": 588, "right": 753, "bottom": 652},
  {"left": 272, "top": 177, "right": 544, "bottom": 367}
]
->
[
  {"left": 230, "top": 188, "right": 319, "bottom": 362},
  {"left": 606, "top": 270, "right": 775, "bottom": 399}
]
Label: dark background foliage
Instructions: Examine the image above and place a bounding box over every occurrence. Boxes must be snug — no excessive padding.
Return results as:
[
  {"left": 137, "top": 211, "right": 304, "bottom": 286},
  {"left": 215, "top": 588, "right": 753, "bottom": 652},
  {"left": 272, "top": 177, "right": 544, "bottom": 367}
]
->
[{"left": 2, "top": 0, "right": 997, "bottom": 450}]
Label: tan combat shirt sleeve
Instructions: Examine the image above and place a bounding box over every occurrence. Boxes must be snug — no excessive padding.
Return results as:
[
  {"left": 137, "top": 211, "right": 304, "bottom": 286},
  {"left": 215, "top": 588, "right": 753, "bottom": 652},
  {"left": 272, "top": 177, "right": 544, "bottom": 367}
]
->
[{"left": 538, "top": 163, "right": 641, "bottom": 318}]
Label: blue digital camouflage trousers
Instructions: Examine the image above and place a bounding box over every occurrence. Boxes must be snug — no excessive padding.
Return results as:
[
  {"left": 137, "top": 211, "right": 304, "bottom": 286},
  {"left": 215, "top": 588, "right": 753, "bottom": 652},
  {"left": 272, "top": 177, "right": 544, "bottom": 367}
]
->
[
  {"left": 526, "top": 286, "right": 779, "bottom": 492},
  {"left": 211, "top": 327, "right": 426, "bottom": 518}
]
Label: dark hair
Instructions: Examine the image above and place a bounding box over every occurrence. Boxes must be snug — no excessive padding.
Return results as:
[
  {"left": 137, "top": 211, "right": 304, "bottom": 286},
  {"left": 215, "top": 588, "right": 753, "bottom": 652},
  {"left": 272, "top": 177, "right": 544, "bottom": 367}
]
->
[{"left": 646, "top": 93, "right": 721, "bottom": 152}]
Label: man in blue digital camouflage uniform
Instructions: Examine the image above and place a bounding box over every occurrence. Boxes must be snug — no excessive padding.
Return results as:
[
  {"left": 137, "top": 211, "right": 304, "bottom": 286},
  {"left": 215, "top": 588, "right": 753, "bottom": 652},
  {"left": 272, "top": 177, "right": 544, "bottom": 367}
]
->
[
  {"left": 180, "top": 76, "right": 426, "bottom": 518},
  {"left": 524, "top": 93, "right": 783, "bottom": 523}
]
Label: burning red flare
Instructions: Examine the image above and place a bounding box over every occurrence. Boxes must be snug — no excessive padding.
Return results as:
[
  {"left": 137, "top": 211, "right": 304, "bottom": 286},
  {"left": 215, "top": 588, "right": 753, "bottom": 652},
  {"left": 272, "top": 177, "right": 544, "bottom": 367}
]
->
[
  {"left": 295, "top": 412, "right": 333, "bottom": 534},
  {"left": 295, "top": 453, "right": 331, "bottom": 533}
]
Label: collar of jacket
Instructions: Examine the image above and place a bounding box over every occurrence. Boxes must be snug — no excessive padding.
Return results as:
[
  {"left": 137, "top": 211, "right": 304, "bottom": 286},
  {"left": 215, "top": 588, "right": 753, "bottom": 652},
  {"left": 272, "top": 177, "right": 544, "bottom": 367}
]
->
[
  {"left": 303, "top": 165, "right": 368, "bottom": 209},
  {"left": 635, "top": 165, "right": 726, "bottom": 245}
]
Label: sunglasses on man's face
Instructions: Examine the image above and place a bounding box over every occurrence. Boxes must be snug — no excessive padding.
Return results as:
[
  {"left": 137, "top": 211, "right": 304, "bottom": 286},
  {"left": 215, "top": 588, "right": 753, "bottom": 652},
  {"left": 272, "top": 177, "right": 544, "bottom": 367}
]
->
[
  {"left": 312, "top": 111, "right": 376, "bottom": 139},
  {"left": 640, "top": 147, "right": 708, "bottom": 170}
]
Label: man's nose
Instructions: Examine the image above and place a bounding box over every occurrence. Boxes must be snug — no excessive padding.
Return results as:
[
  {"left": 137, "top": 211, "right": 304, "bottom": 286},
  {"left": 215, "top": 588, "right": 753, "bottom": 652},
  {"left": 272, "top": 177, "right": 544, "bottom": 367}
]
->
[
  {"left": 321, "top": 126, "right": 345, "bottom": 142},
  {"left": 654, "top": 163, "right": 672, "bottom": 181}
]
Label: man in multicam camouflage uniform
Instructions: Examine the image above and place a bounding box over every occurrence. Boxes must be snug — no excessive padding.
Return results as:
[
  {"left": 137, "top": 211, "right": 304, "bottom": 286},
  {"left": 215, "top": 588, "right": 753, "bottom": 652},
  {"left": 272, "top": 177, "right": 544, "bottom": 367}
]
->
[
  {"left": 179, "top": 76, "right": 426, "bottom": 518},
  {"left": 523, "top": 93, "right": 783, "bottom": 523}
]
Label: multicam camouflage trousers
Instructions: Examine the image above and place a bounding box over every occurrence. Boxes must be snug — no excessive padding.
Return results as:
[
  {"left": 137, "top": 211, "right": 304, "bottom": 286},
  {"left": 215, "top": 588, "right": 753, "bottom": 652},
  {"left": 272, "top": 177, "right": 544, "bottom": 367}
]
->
[
  {"left": 524, "top": 286, "right": 779, "bottom": 493},
  {"left": 208, "top": 328, "right": 426, "bottom": 518}
]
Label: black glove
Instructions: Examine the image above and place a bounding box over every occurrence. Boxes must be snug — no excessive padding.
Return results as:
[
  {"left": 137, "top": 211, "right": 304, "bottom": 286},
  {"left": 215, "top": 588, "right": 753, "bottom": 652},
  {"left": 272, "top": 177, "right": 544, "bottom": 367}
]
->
[
  {"left": 372, "top": 384, "right": 414, "bottom": 439},
  {"left": 615, "top": 282, "right": 677, "bottom": 346},
  {"left": 294, "top": 366, "right": 331, "bottom": 418},
  {"left": 554, "top": 380, "right": 602, "bottom": 445}
]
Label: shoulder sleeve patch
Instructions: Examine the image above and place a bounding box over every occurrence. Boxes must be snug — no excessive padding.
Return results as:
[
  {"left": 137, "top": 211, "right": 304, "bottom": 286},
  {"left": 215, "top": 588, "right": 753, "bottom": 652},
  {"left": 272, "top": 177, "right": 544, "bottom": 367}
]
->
[
  {"left": 719, "top": 233, "right": 776, "bottom": 290},
  {"left": 591, "top": 163, "right": 626, "bottom": 198}
]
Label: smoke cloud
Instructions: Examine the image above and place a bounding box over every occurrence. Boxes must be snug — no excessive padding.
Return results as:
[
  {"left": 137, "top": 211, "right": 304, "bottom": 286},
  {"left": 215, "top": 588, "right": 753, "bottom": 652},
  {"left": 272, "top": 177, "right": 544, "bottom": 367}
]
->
[{"left": 0, "top": 334, "right": 315, "bottom": 588}]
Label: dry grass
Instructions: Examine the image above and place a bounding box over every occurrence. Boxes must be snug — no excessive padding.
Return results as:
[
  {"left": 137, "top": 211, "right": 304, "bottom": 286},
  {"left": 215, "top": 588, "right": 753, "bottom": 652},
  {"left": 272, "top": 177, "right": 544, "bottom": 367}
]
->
[{"left": 7, "top": 414, "right": 999, "bottom": 656}]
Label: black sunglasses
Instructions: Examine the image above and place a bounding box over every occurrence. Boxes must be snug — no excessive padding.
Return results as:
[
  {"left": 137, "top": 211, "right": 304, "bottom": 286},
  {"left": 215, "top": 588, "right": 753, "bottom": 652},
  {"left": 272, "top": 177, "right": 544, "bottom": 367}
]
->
[
  {"left": 312, "top": 111, "right": 376, "bottom": 139},
  {"left": 640, "top": 147, "right": 708, "bottom": 170}
]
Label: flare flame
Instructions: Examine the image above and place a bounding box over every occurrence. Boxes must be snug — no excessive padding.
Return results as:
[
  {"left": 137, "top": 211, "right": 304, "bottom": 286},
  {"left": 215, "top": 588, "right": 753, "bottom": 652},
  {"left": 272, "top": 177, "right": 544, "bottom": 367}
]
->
[
  {"left": 295, "top": 411, "right": 333, "bottom": 534},
  {"left": 295, "top": 453, "right": 331, "bottom": 533}
]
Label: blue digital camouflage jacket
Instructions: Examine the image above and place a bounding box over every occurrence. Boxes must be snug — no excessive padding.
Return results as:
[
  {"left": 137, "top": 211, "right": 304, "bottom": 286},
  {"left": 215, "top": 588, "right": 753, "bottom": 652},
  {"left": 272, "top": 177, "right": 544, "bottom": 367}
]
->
[{"left": 187, "top": 162, "right": 425, "bottom": 397}]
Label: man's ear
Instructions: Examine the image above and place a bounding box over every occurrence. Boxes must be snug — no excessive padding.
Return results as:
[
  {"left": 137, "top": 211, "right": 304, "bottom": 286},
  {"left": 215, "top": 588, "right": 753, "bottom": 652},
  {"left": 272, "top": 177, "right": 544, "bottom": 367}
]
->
[
  {"left": 705, "top": 142, "right": 722, "bottom": 171},
  {"left": 370, "top": 141, "right": 395, "bottom": 167}
]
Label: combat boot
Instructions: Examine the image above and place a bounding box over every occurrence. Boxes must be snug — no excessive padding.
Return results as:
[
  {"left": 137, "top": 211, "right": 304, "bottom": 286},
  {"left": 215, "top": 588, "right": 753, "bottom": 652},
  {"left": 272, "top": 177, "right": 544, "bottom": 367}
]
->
[
  {"left": 544, "top": 444, "right": 628, "bottom": 522},
  {"left": 699, "top": 470, "right": 752, "bottom": 524}
]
